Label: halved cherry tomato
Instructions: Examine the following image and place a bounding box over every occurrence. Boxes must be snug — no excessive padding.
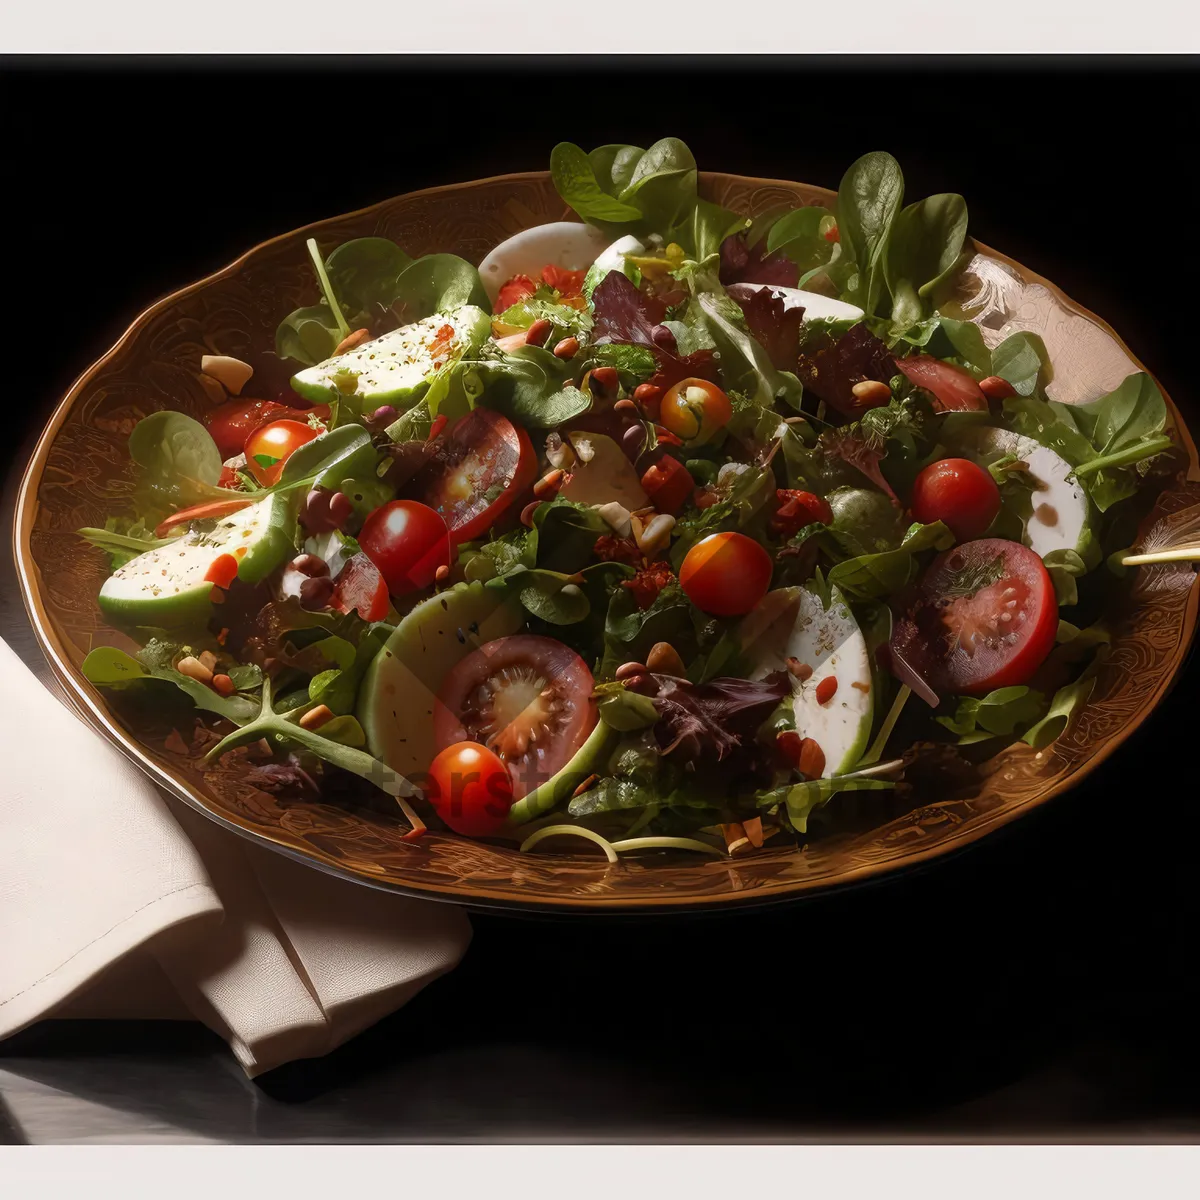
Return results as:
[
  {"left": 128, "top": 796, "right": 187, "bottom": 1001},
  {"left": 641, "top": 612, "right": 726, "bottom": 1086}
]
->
[
  {"left": 640, "top": 454, "right": 694, "bottom": 514},
  {"left": 890, "top": 538, "right": 1057, "bottom": 697},
  {"left": 679, "top": 532, "right": 774, "bottom": 617},
  {"left": 154, "top": 497, "right": 254, "bottom": 538},
  {"left": 244, "top": 420, "right": 321, "bottom": 486},
  {"left": 417, "top": 408, "right": 537, "bottom": 543},
  {"left": 358, "top": 500, "right": 452, "bottom": 597},
  {"left": 496, "top": 274, "right": 538, "bottom": 312},
  {"left": 660, "top": 378, "right": 733, "bottom": 443},
  {"left": 910, "top": 458, "right": 1001, "bottom": 541},
  {"left": 205, "top": 400, "right": 329, "bottom": 460},
  {"left": 541, "top": 264, "right": 586, "bottom": 297},
  {"left": 426, "top": 741, "right": 515, "bottom": 838},
  {"left": 895, "top": 356, "right": 987, "bottom": 412},
  {"left": 330, "top": 552, "right": 391, "bottom": 622},
  {"left": 433, "top": 635, "right": 598, "bottom": 800}
]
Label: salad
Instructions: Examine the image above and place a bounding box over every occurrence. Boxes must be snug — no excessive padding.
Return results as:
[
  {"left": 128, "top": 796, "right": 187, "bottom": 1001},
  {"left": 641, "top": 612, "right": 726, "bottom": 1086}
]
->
[{"left": 78, "top": 139, "right": 1183, "bottom": 861}]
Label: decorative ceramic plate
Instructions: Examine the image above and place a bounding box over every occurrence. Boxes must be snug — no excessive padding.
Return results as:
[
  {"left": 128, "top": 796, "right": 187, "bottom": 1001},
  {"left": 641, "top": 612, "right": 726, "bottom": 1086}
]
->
[{"left": 15, "top": 171, "right": 1200, "bottom": 912}]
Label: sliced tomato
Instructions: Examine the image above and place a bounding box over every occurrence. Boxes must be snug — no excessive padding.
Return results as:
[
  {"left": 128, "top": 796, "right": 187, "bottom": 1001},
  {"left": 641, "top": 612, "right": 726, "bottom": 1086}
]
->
[
  {"left": 154, "top": 497, "right": 254, "bottom": 538},
  {"left": 330, "top": 553, "right": 391, "bottom": 622},
  {"left": 895, "top": 356, "right": 987, "bottom": 412},
  {"left": 496, "top": 274, "right": 538, "bottom": 312},
  {"left": 541, "top": 264, "right": 586, "bottom": 297},
  {"left": 433, "top": 635, "right": 598, "bottom": 800},
  {"left": 889, "top": 538, "right": 1058, "bottom": 697},
  {"left": 417, "top": 408, "right": 537, "bottom": 543},
  {"left": 205, "top": 399, "right": 329, "bottom": 459}
]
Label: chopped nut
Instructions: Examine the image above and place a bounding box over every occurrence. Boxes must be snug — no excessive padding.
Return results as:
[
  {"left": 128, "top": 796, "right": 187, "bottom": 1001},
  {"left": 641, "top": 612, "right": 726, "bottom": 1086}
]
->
[
  {"left": 197, "top": 650, "right": 218, "bottom": 673},
  {"left": 851, "top": 680, "right": 871, "bottom": 693},
  {"left": 742, "top": 816, "right": 765, "bottom": 848},
  {"left": 545, "top": 434, "right": 577, "bottom": 471},
  {"left": 646, "top": 641, "right": 685, "bottom": 677},
  {"left": 979, "top": 375, "right": 1016, "bottom": 400},
  {"left": 572, "top": 773, "right": 600, "bottom": 798},
  {"left": 720, "top": 822, "right": 752, "bottom": 856},
  {"left": 553, "top": 336, "right": 581, "bottom": 360},
  {"left": 200, "top": 354, "right": 254, "bottom": 396},
  {"left": 176, "top": 655, "right": 213, "bottom": 684},
  {"left": 299, "top": 704, "right": 335, "bottom": 731}
]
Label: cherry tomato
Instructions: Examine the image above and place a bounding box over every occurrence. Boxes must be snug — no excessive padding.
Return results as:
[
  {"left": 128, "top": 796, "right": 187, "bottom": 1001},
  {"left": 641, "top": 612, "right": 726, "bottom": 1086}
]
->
[
  {"left": 770, "top": 489, "right": 834, "bottom": 538},
  {"left": 205, "top": 399, "right": 328, "bottom": 460},
  {"left": 679, "top": 532, "right": 773, "bottom": 617},
  {"left": 890, "top": 538, "right": 1058, "bottom": 696},
  {"left": 496, "top": 274, "right": 538, "bottom": 312},
  {"left": 895, "top": 356, "right": 987, "bottom": 412},
  {"left": 426, "top": 741, "right": 515, "bottom": 838},
  {"left": 330, "top": 552, "right": 391, "bottom": 622},
  {"left": 640, "top": 454, "right": 694, "bottom": 514},
  {"left": 244, "top": 420, "right": 321, "bottom": 486},
  {"left": 541, "top": 264, "right": 586, "bottom": 297},
  {"left": 358, "top": 500, "right": 452, "bottom": 597},
  {"left": 910, "top": 458, "right": 1001, "bottom": 541},
  {"left": 434, "top": 635, "right": 598, "bottom": 800},
  {"left": 660, "top": 378, "right": 733, "bottom": 443},
  {"left": 417, "top": 408, "right": 536, "bottom": 543}
]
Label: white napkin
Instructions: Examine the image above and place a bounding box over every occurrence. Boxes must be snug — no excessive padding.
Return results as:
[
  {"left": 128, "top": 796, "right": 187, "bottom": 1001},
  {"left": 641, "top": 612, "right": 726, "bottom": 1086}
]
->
[{"left": 0, "top": 636, "right": 471, "bottom": 1077}]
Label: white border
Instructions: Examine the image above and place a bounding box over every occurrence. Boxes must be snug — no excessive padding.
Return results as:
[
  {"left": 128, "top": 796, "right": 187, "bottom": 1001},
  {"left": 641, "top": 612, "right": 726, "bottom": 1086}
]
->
[{"left": 2, "top": 1, "right": 1199, "bottom": 53}]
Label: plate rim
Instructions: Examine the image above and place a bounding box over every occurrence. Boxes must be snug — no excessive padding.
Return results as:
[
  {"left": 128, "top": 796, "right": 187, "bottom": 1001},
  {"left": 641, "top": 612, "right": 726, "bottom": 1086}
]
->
[{"left": 13, "top": 169, "right": 1200, "bottom": 914}]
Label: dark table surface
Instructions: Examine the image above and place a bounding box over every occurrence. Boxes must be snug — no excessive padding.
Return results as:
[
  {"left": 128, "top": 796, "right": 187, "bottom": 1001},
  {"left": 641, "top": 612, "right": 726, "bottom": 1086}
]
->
[{"left": 2, "top": 57, "right": 1199, "bottom": 1145}]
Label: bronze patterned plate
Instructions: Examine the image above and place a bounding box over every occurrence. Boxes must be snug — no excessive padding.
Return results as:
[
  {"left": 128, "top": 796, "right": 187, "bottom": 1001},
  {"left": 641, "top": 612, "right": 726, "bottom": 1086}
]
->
[{"left": 14, "top": 171, "right": 1200, "bottom": 912}]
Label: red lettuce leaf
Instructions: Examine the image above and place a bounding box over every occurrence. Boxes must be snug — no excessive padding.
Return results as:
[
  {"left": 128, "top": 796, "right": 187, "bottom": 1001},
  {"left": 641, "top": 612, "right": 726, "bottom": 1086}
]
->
[
  {"left": 795, "top": 322, "right": 896, "bottom": 416},
  {"left": 719, "top": 233, "right": 800, "bottom": 288},
  {"left": 727, "top": 284, "right": 805, "bottom": 370}
]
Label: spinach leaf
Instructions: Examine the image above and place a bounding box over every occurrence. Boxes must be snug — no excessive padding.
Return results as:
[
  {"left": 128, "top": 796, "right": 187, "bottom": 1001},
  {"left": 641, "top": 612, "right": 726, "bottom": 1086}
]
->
[
  {"left": 889, "top": 315, "right": 991, "bottom": 373},
  {"left": 307, "top": 622, "right": 393, "bottom": 715},
  {"left": 82, "top": 646, "right": 259, "bottom": 725},
  {"left": 480, "top": 345, "right": 586, "bottom": 428},
  {"left": 474, "top": 526, "right": 537, "bottom": 579},
  {"left": 1022, "top": 667, "right": 1101, "bottom": 750},
  {"left": 615, "top": 137, "right": 698, "bottom": 229},
  {"left": 1043, "top": 548, "right": 1088, "bottom": 607},
  {"left": 532, "top": 497, "right": 611, "bottom": 573},
  {"left": 275, "top": 304, "right": 344, "bottom": 367},
  {"left": 78, "top": 517, "right": 178, "bottom": 570},
  {"left": 514, "top": 569, "right": 591, "bottom": 625},
  {"left": 693, "top": 289, "right": 797, "bottom": 408},
  {"left": 884, "top": 193, "right": 969, "bottom": 319},
  {"left": 277, "top": 424, "right": 377, "bottom": 491},
  {"left": 826, "top": 521, "right": 954, "bottom": 602},
  {"left": 836, "top": 151, "right": 905, "bottom": 315},
  {"left": 392, "top": 254, "right": 490, "bottom": 320},
  {"left": 991, "top": 331, "right": 1050, "bottom": 397},
  {"left": 551, "top": 141, "right": 644, "bottom": 224},
  {"left": 324, "top": 237, "right": 412, "bottom": 319},
  {"left": 667, "top": 197, "right": 746, "bottom": 261},
  {"left": 129, "top": 411, "right": 223, "bottom": 488},
  {"left": 935, "top": 685, "right": 1048, "bottom": 744},
  {"left": 767, "top": 206, "right": 838, "bottom": 277}
]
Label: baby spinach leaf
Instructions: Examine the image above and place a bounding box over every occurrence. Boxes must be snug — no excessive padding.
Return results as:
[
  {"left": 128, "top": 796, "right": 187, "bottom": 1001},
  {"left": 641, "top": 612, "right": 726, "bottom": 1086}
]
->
[
  {"left": 392, "top": 254, "right": 490, "bottom": 320},
  {"left": 324, "top": 237, "right": 412, "bottom": 318},
  {"left": 551, "top": 141, "right": 644, "bottom": 224},
  {"left": 276, "top": 424, "right": 376, "bottom": 491},
  {"left": 532, "top": 497, "right": 610, "bottom": 574},
  {"left": 991, "top": 331, "right": 1050, "bottom": 397},
  {"left": 515, "top": 569, "right": 591, "bottom": 625},
  {"left": 275, "top": 304, "right": 344, "bottom": 367},
  {"left": 935, "top": 685, "right": 1048, "bottom": 744},
  {"left": 129, "top": 411, "right": 224, "bottom": 488},
  {"left": 1043, "top": 548, "right": 1089, "bottom": 608},
  {"left": 82, "top": 646, "right": 259, "bottom": 725},
  {"left": 826, "top": 521, "right": 954, "bottom": 602},
  {"left": 758, "top": 774, "right": 895, "bottom": 835},
  {"left": 767, "top": 206, "right": 838, "bottom": 276},
  {"left": 307, "top": 622, "right": 393, "bottom": 715},
  {"left": 836, "top": 151, "right": 905, "bottom": 315},
  {"left": 480, "top": 346, "right": 581, "bottom": 428},
  {"left": 889, "top": 315, "right": 991, "bottom": 373},
  {"left": 667, "top": 197, "right": 746, "bottom": 261},
  {"left": 884, "top": 193, "right": 969, "bottom": 313}
]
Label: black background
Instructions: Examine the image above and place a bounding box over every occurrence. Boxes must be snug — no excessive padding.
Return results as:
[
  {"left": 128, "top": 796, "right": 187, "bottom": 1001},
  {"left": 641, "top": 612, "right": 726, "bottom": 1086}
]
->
[{"left": 1, "top": 57, "right": 1198, "bottom": 1137}]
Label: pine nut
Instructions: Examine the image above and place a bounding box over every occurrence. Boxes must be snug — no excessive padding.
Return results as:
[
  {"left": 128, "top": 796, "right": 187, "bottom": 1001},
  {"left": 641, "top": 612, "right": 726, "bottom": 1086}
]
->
[
  {"left": 211, "top": 674, "right": 235, "bottom": 697},
  {"left": 533, "top": 468, "right": 565, "bottom": 499},
  {"left": 176, "top": 655, "right": 213, "bottom": 684},
  {"left": 635, "top": 512, "right": 675, "bottom": 555},
  {"left": 596, "top": 501, "right": 632, "bottom": 538},
  {"left": 525, "top": 318, "right": 552, "bottom": 348},
  {"left": 798, "top": 737, "right": 826, "bottom": 779},
  {"left": 553, "top": 336, "right": 580, "bottom": 360},
  {"left": 646, "top": 641, "right": 685, "bottom": 676},
  {"left": 299, "top": 704, "right": 335, "bottom": 731},
  {"left": 979, "top": 375, "right": 1017, "bottom": 400},
  {"left": 589, "top": 366, "right": 620, "bottom": 398},
  {"left": 434, "top": 564, "right": 450, "bottom": 584}
]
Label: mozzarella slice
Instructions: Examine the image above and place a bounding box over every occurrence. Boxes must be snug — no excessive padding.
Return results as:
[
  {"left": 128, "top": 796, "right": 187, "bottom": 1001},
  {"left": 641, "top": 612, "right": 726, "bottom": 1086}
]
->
[
  {"left": 741, "top": 586, "right": 874, "bottom": 775},
  {"left": 478, "top": 222, "right": 611, "bottom": 304},
  {"left": 733, "top": 282, "right": 864, "bottom": 323}
]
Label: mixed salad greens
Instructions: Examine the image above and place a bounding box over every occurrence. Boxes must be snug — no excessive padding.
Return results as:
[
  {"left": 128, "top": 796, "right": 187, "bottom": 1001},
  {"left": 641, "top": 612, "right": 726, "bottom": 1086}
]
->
[{"left": 79, "top": 139, "right": 1183, "bottom": 860}]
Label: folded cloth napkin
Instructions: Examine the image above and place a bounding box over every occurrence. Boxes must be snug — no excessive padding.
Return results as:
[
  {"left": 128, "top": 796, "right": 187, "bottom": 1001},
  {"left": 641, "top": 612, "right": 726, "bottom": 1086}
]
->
[{"left": 0, "top": 636, "right": 471, "bottom": 1077}]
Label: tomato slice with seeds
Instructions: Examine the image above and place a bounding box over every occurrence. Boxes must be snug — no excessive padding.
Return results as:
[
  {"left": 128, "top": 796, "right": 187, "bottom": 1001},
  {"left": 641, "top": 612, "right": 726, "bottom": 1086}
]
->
[
  {"left": 895, "top": 356, "right": 987, "bottom": 412},
  {"left": 433, "top": 635, "right": 598, "bottom": 800},
  {"left": 889, "top": 538, "right": 1057, "bottom": 697},
  {"left": 417, "top": 408, "right": 537, "bottom": 543},
  {"left": 330, "top": 553, "right": 391, "bottom": 622}
]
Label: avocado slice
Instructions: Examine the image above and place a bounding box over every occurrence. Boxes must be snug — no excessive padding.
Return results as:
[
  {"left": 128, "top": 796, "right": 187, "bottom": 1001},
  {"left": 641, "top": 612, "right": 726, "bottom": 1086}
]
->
[
  {"left": 291, "top": 306, "right": 490, "bottom": 410},
  {"left": 358, "top": 581, "right": 524, "bottom": 780},
  {"left": 97, "top": 491, "right": 296, "bottom": 628},
  {"left": 505, "top": 718, "right": 618, "bottom": 826}
]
